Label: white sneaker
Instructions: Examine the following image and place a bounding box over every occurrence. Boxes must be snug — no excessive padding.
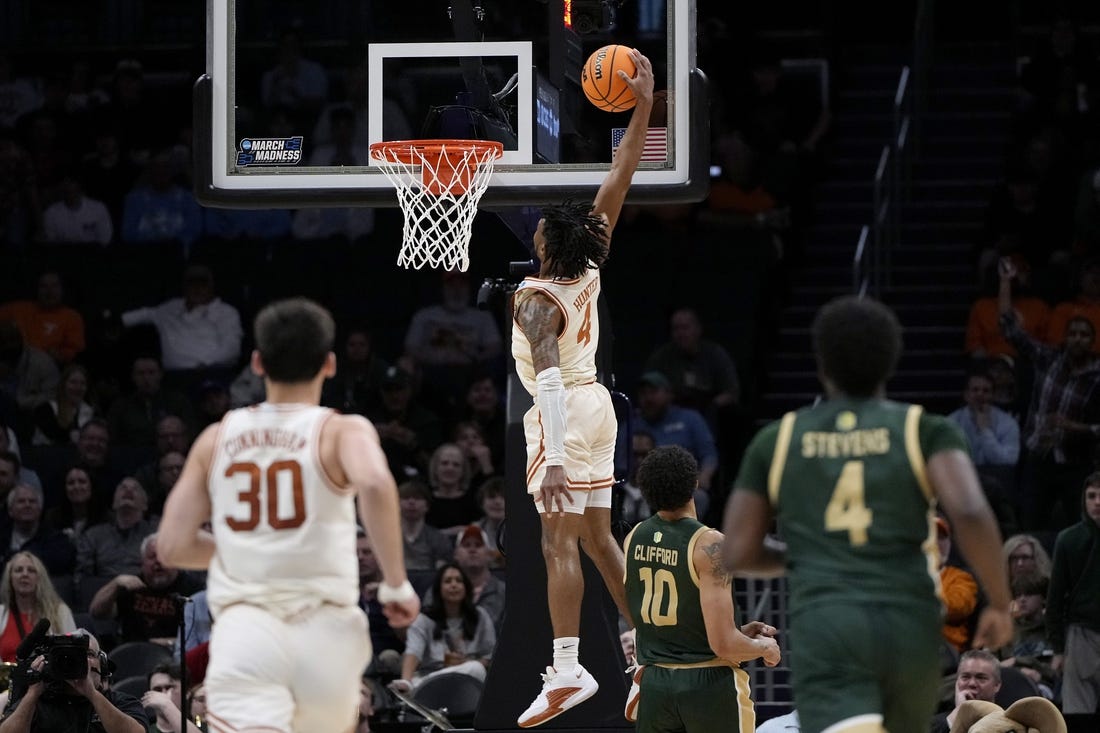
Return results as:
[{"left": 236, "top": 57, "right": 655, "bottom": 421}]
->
[
  {"left": 624, "top": 663, "right": 644, "bottom": 722},
  {"left": 517, "top": 664, "right": 599, "bottom": 728}
]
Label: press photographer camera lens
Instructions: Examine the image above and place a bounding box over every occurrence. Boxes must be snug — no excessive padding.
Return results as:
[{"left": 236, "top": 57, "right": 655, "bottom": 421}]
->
[{"left": 25, "top": 634, "right": 90, "bottom": 689}]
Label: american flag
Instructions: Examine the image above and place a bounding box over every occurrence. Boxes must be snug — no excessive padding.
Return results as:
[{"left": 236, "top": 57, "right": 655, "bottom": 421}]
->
[{"left": 611, "top": 127, "right": 667, "bottom": 162}]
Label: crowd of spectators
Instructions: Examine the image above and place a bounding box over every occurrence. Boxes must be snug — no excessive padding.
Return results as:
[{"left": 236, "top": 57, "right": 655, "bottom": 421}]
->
[{"left": 0, "top": 4, "right": 842, "bottom": 729}]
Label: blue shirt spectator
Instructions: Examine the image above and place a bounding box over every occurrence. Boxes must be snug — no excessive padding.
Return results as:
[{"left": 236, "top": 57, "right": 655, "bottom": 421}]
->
[
  {"left": 633, "top": 371, "right": 719, "bottom": 498},
  {"left": 948, "top": 372, "right": 1021, "bottom": 466},
  {"left": 121, "top": 152, "right": 202, "bottom": 247}
]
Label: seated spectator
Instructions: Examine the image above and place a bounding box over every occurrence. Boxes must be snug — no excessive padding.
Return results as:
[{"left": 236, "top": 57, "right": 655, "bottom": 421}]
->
[
  {"left": 936, "top": 515, "right": 979, "bottom": 663},
  {"left": 0, "top": 484, "right": 75, "bottom": 576},
  {"left": 452, "top": 421, "right": 498, "bottom": 492},
  {"left": 0, "top": 55, "right": 43, "bottom": 130},
  {"left": 89, "top": 533, "right": 202, "bottom": 647},
  {"left": 620, "top": 431, "right": 656, "bottom": 528},
  {"left": 632, "top": 371, "right": 719, "bottom": 518},
  {"left": 175, "top": 588, "right": 211, "bottom": 659},
  {"left": 131, "top": 415, "right": 191, "bottom": 499},
  {"left": 0, "top": 453, "right": 23, "bottom": 509},
  {"left": 322, "top": 324, "right": 389, "bottom": 417},
  {"left": 120, "top": 264, "right": 243, "bottom": 381},
  {"left": 120, "top": 150, "right": 202, "bottom": 247},
  {"left": 367, "top": 365, "right": 443, "bottom": 481},
  {"left": 0, "top": 270, "right": 86, "bottom": 365},
  {"left": 472, "top": 477, "right": 505, "bottom": 568},
  {"left": 76, "top": 477, "right": 157, "bottom": 585},
  {"left": 0, "top": 321, "right": 59, "bottom": 417},
  {"left": 260, "top": 28, "right": 329, "bottom": 115},
  {"left": 186, "top": 684, "right": 206, "bottom": 729},
  {"left": 202, "top": 206, "right": 291, "bottom": 241},
  {"left": 31, "top": 363, "right": 95, "bottom": 446},
  {"left": 107, "top": 357, "right": 194, "bottom": 450},
  {"left": 42, "top": 418, "right": 125, "bottom": 506},
  {"left": 227, "top": 363, "right": 264, "bottom": 408},
  {"left": 290, "top": 105, "right": 375, "bottom": 241},
  {"left": 451, "top": 526, "right": 504, "bottom": 633},
  {"left": 404, "top": 272, "right": 503, "bottom": 416},
  {"left": 141, "top": 662, "right": 202, "bottom": 733},
  {"left": 929, "top": 650, "right": 1002, "bottom": 733},
  {"left": 80, "top": 124, "right": 139, "bottom": 226},
  {"left": 425, "top": 444, "right": 480, "bottom": 534},
  {"left": 1002, "top": 534, "right": 1053, "bottom": 588},
  {"left": 643, "top": 307, "right": 741, "bottom": 423},
  {"left": 0, "top": 424, "right": 41, "bottom": 493},
  {"left": 0, "top": 129, "right": 37, "bottom": 250},
  {"left": 458, "top": 373, "right": 505, "bottom": 471},
  {"left": 948, "top": 369, "right": 1020, "bottom": 468},
  {"left": 390, "top": 563, "right": 496, "bottom": 693},
  {"left": 1046, "top": 260, "right": 1100, "bottom": 354},
  {"left": 398, "top": 481, "right": 452, "bottom": 578},
  {"left": 356, "top": 530, "right": 403, "bottom": 673},
  {"left": 967, "top": 256, "right": 1049, "bottom": 359},
  {"left": 194, "top": 380, "right": 229, "bottom": 430},
  {"left": 756, "top": 710, "right": 800, "bottom": 733},
  {"left": 138, "top": 451, "right": 184, "bottom": 517},
  {"left": 1001, "top": 571, "right": 1056, "bottom": 699},
  {"left": 46, "top": 465, "right": 107, "bottom": 541},
  {"left": 41, "top": 171, "right": 113, "bottom": 245},
  {"left": 0, "top": 551, "right": 76, "bottom": 662}
]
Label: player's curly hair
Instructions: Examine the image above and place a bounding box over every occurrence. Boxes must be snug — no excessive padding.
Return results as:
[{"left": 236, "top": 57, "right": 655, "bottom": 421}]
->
[
  {"left": 541, "top": 200, "right": 609, "bottom": 278},
  {"left": 812, "top": 296, "right": 902, "bottom": 398},
  {"left": 637, "top": 446, "right": 698, "bottom": 513},
  {"left": 254, "top": 297, "right": 334, "bottom": 383}
]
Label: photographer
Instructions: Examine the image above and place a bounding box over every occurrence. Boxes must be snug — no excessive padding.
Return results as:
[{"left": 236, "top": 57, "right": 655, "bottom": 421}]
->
[{"left": 0, "top": 629, "right": 147, "bottom": 733}]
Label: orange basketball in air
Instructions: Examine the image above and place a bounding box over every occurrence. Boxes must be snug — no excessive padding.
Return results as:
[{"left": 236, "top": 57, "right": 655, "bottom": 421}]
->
[{"left": 581, "top": 44, "right": 637, "bottom": 112}]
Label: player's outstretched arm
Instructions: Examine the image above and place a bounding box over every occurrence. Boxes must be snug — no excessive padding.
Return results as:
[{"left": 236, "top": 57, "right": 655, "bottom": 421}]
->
[
  {"left": 928, "top": 449, "right": 1013, "bottom": 650},
  {"left": 338, "top": 415, "right": 420, "bottom": 627},
  {"left": 591, "top": 48, "right": 654, "bottom": 241},
  {"left": 157, "top": 424, "right": 217, "bottom": 570},
  {"left": 721, "top": 490, "right": 786, "bottom": 578},
  {"left": 696, "top": 529, "right": 781, "bottom": 666}
]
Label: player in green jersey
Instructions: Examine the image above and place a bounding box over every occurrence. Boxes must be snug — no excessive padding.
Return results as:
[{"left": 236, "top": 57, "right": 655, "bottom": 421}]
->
[
  {"left": 625, "top": 445, "right": 780, "bottom": 733},
  {"left": 721, "top": 295, "right": 1013, "bottom": 733}
]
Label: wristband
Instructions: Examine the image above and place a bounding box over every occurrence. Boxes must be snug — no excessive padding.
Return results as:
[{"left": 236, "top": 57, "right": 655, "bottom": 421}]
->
[
  {"left": 377, "top": 580, "right": 417, "bottom": 605},
  {"left": 536, "top": 367, "right": 567, "bottom": 466}
]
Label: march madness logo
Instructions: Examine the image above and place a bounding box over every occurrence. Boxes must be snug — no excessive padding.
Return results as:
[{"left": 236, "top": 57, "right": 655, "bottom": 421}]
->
[{"left": 237, "top": 136, "right": 303, "bottom": 166}]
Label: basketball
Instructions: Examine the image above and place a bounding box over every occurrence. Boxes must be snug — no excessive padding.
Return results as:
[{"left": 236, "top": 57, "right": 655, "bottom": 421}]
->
[{"left": 581, "top": 45, "right": 637, "bottom": 112}]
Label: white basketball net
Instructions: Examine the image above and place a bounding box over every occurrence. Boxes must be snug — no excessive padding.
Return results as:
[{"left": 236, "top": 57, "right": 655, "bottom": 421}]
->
[{"left": 370, "top": 140, "right": 503, "bottom": 272}]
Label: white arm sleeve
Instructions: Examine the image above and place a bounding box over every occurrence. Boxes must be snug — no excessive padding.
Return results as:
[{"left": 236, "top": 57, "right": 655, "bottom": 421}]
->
[{"left": 536, "top": 367, "right": 567, "bottom": 466}]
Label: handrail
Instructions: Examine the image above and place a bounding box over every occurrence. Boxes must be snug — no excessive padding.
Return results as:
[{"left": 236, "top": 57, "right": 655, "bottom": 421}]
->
[
  {"left": 852, "top": 225, "right": 870, "bottom": 296},
  {"left": 854, "top": 2, "right": 932, "bottom": 298}
]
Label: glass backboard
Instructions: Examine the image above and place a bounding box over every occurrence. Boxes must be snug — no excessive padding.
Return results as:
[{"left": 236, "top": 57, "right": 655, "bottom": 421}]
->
[{"left": 195, "top": 0, "right": 708, "bottom": 206}]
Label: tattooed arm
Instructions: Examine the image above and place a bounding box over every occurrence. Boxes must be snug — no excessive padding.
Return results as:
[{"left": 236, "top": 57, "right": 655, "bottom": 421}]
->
[
  {"left": 695, "top": 529, "right": 781, "bottom": 666},
  {"left": 516, "top": 291, "right": 572, "bottom": 514}
]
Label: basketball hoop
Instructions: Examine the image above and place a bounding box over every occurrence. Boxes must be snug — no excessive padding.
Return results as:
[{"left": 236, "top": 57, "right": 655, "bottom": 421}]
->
[{"left": 369, "top": 139, "right": 504, "bottom": 272}]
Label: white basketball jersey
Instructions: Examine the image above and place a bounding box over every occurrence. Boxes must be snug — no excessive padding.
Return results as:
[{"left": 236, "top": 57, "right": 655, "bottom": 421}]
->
[
  {"left": 206, "top": 403, "right": 358, "bottom": 619},
  {"left": 511, "top": 267, "right": 601, "bottom": 395}
]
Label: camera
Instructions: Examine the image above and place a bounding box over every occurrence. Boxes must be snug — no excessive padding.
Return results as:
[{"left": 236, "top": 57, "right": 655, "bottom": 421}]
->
[
  {"left": 25, "top": 634, "right": 90, "bottom": 687},
  {"left": 477, "top": 278, "right": 514, "bottom": 311}
]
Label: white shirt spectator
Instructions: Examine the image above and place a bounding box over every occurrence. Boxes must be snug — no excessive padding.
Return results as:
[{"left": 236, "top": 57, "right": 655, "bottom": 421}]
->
[
  {"left": 43, "top": 195, "right": 113, "bottom": 244},
  {"left": 122, "top": 297, "right": 242, "bottom": 371},
  {"left": 756, "top": 711, "right": 799, "bottom": 733}
]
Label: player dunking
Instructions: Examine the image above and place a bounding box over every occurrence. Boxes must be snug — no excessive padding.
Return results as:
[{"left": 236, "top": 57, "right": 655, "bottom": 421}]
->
[
  {"left": 512, "top": 48, "right": 653, "bottom": 728},
  {"left": 157, "top": 297, "right": 420, "bottom": 733},
  {"left": 722, "top": 296, "right": 1013, "bottom": 733}
]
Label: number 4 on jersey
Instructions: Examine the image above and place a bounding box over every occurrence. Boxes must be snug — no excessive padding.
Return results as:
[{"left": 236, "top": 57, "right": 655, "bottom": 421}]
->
[{"left": 825, "top": 460, "right": 873, "bottom": 546}]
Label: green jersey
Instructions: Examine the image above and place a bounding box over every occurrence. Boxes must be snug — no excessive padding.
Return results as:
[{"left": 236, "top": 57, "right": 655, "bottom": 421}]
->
[
  {"left": 626, "top": 515, "right": 728, "bottom": 666},
  {"left": 735, "top": 398, "right": 967, "bottom": 614}
]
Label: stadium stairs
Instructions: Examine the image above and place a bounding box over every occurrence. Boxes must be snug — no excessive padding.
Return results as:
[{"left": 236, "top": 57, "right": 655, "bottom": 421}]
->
[{"left": 758, "top": 40, "right": 1017, "bottom": 421}]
